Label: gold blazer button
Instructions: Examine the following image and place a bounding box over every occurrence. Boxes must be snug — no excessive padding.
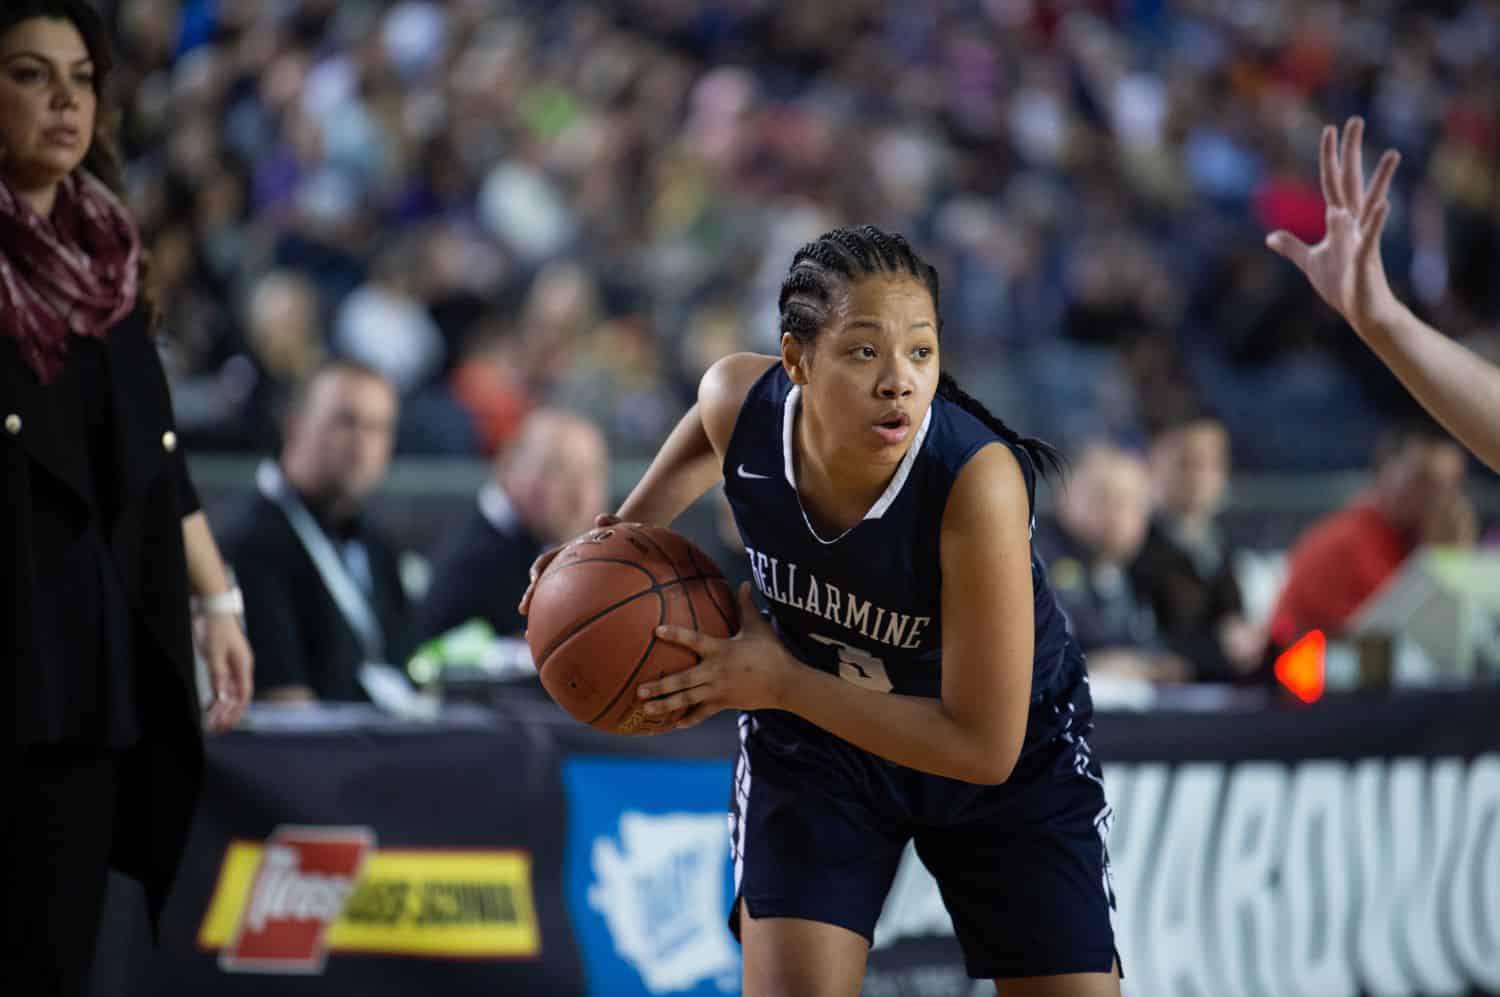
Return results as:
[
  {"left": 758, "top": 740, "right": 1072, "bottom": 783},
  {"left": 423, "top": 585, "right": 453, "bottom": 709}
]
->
[
  {"left": 162, "top": 430, "right": 178, "bottom": 453},
  {"left": 4, "top": 414, "right": 20, "bottom": 435}
]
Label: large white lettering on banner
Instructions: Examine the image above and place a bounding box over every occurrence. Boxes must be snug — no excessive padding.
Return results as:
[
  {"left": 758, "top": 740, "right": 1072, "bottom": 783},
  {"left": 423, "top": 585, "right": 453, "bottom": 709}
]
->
[
  {"left": 872, "top": 754, "right": 1500, "bottom": 997},
  {"left": 588, "top": 811, "right": 740, "bottom": 994}
]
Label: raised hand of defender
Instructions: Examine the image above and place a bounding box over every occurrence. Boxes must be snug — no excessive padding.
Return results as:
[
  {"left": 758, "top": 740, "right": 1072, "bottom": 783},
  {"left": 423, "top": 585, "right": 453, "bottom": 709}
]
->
[
  {"left": 641, "top": 582, "right": 797, "bottom": 729},
  {"left": 517, "top": 513, "right": 622, "bottom": 616},
  {"left": 1266, "top": 116, "right": 1403, "bottom": 337}
]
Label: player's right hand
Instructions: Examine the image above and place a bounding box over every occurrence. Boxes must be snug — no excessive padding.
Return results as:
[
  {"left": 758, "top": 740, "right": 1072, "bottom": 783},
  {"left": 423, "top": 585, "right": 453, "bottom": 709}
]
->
[
  {"left": 518, "top": 513, "right": 622, "bottom": 616},
  {"left": 641, "top": 582, "right": 795, "bottom": 728}
]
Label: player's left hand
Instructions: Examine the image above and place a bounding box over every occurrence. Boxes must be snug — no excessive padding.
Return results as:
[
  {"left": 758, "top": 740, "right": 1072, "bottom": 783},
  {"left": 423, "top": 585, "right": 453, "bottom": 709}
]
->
[
  {"left": 640, "top": 582, "right": 798, "bottom": 729},
  {"left": 1266, "top": 116, "right": 1403, "bottom": 338},
  {"left": 195, "top": 613, "right": 254, "bottom": 732},
  {"left": 518, "top": 513, "right": 623, "bottom": 616}
]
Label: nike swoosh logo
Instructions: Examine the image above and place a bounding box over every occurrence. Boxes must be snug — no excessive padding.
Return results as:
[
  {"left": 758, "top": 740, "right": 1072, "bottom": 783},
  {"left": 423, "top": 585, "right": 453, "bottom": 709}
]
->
[{"left": 737, "top": 464, "right": 772, "bottom": 480}]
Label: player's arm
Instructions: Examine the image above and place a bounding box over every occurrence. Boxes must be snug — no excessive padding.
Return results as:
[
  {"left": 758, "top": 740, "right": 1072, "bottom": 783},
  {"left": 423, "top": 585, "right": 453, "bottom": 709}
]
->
[
  {"left": 520, "top": 352, "right": 777, "bottom": 615},
  {"left": 1268, "top": 116, "right": 1500, "bottom": 472},
  {"left": 1347, "top": 305, "right": 1500, "bottom": 473},
  {"left": 615, "top": 352, "right": 779, "bottom": 525},
  {"left": 933, "top": 445, "right": 1035, "bottom": 778},
  {"left": 783, "top": 445, "right": 1033, "bottom": 783},
  {"left": 648, "top": 444, "right": 1034, "bottom": 785}
]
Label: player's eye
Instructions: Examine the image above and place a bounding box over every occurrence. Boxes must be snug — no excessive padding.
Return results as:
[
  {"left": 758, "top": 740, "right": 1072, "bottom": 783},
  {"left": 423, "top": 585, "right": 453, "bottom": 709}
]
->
[
  {"left": 8, "top": 66, "right": 43, "bottom": 84},
  {"left": 853, "top": 345, "right": 876, "bottom": 360},
  {"left": 912, "top": 346, "right": 933, "bottom": 360}
]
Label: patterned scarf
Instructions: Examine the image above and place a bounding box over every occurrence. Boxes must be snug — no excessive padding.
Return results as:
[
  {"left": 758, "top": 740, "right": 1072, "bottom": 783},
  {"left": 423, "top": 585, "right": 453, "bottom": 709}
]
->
[{"left": 0, "top": 170, "right": 141, "bottom": 383}]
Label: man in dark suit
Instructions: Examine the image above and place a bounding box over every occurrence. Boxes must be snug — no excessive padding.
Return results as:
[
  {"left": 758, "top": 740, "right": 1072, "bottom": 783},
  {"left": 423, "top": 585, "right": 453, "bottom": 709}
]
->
[
  {"left": 219, "top": 361, "right": 414, "bottom": 702},
  {"left": 417, "top": 408, "right": 608, "bottom": 641}
]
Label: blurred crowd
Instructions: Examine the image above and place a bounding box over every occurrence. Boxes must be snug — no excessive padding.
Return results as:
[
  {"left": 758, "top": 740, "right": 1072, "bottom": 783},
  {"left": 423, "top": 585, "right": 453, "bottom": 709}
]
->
[
  {"left": 101, "top": 0, "right": 1500, "bottom": 468},
  {"left": 211, "top": 365, "right": 1479, "bottom": 701}
]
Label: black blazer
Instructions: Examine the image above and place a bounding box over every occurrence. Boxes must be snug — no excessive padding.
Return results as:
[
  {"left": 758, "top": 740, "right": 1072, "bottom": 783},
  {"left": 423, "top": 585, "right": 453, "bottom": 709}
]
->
[
  {"left": 1130, "top": 518, "right": 1247, "bottom": 682},
  {"left": 217, "top": 490, "right": 415, "bottom": 701},
  {"left": 0, "top": 309, "right": 204, "bottom": 927},
  {"left": 415, "top": 503, "right": 542, "bottom": 642}
]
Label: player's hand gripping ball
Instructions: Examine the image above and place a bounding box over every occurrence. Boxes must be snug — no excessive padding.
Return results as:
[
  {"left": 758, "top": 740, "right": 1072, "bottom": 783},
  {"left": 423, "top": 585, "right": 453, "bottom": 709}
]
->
[{"left": 524, "top": 523, "right": 740, "bottom": 734}]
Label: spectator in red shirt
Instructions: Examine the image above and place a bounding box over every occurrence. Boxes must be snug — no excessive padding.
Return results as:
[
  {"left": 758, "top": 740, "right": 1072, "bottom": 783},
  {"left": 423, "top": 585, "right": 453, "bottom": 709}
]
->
[{"left": 1268, "top": 420, "right": 1475, "bottom": 649}]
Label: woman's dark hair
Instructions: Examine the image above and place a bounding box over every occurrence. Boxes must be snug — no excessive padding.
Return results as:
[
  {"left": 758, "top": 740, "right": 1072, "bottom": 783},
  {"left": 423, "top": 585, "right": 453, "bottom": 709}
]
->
[
  {"left": 0, "top": 1, "right": 124, "bottom": 195},
  {"left": 778, "top": 224, "right": 1062, "bottom": 476},
  {"left": 0, "top": 1, "right": 154, "bottom": 319}
]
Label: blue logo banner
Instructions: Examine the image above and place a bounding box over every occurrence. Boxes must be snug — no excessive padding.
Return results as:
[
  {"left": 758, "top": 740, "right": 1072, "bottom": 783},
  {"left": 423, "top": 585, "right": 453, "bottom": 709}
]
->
[{"left": 562, "top": 757, "right": 741, "bottom": 996}]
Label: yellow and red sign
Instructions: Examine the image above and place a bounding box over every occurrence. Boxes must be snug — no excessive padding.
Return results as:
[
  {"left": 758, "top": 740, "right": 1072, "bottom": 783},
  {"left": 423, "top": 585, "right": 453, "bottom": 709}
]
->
[{"left": 199, "top": 825, "right": 541, "bottom": 973}]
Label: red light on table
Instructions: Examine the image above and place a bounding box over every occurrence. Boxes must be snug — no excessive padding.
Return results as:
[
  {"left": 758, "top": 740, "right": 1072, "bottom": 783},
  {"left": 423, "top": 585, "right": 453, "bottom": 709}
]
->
[{"left": 1275, "top": 630, "right": 1326, "bottom": 704}]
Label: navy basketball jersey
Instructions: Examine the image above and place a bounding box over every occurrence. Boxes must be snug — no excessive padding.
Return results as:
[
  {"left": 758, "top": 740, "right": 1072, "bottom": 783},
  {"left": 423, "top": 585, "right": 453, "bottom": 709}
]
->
[{"left": 722, "top": 363, "right": 1081, "bottom": 739}]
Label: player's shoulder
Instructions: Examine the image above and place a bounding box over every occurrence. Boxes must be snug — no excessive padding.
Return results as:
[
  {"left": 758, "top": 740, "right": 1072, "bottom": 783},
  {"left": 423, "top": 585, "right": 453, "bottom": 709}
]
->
[
  {"left": 700, "top": 352, "right": 780, "bottom": 406},
  {"left": 699, "top": 352, "right": 781, "bottom": 452},
  {"left": 927, "top": 392, "right": 1001, "bottom": 458},
  {"left": 941, "top": 440, "right": 1029, "bottom": 537},
  {"left": 926, "top": 394, "right": 1039, "bottom": 506}
]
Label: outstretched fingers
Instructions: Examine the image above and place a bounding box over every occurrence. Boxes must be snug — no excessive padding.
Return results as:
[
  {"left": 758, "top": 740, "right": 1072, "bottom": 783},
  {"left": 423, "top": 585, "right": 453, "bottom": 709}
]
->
[
  {"left": 1320, "top": 123, "right": 1343, "bottom": 211},
  {"left": 1358, "top": 201, "right": 1391, "bottom": 271},
  {"left": 1341, "top": 116, "right": 1366, "bottom": 215},
  {"left": 1361, "top": 149, "right": 1401, "bottom": 230}
]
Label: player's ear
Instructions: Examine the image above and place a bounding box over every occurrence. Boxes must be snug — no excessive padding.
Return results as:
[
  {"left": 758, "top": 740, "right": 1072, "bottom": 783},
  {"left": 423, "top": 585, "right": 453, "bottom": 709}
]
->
[{"left": 781, "top": 333, "right": 809, "bottom": 386}]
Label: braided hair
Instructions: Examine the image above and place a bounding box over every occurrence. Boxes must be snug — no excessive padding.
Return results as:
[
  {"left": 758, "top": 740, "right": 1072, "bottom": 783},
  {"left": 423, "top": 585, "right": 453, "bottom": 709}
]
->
[{"left": 777, "top": 224, "right": 1062, "bottom": 477}]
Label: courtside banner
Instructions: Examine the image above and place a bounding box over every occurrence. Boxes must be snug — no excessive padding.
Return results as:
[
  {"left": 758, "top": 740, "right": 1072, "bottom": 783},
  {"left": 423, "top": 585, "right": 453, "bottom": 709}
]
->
[
  {"left": 549, "top": 690, "right": 1500, "bottom": 997},
  {"left": 866, "top": 692, "right": 1500, "bottom": 997},
  {"left": 201, "top": 836, "right": 540, "bottom": 967},
  {"left": 213, "top": 825, "right": 376, "bottom": 974},
  {"left": 135, "top": 722, "right": 585, "bottom": 996},
  {"left": 561, "top": 758, "right": 741, "bottom": 997},
  {"left": 127, "top": 689, "right": 1500, "bottom": 996}
]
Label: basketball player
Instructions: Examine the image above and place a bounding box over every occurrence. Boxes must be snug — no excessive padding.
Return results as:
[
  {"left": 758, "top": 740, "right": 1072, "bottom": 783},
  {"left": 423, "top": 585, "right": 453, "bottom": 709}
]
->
[
  {"left": 1267, "top": 116, "right": 1500, "bottom": 473},
  {"left": 522, "top": 226, "right": 1119, "bottom": 996}
]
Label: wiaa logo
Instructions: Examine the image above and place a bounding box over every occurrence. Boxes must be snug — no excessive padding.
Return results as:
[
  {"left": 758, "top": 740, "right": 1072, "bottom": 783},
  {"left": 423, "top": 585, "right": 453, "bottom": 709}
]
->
[
  {"left": 589, "top": 811, "right": 738, "bottom": 994},
  {"left": 220, "top": 825, "right": 374, "bottom": 974}
]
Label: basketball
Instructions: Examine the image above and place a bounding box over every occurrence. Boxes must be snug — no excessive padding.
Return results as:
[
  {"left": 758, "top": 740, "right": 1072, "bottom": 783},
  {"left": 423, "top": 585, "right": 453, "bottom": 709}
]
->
[{"left": 525, "top": 523, "right": 740, "bottom": 735}]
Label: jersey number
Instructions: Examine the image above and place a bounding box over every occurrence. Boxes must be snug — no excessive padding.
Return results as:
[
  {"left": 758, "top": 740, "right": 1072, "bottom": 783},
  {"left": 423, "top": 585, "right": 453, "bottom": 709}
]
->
[{"left": 809, "top": 633, "right": 893, "bottom": 693}]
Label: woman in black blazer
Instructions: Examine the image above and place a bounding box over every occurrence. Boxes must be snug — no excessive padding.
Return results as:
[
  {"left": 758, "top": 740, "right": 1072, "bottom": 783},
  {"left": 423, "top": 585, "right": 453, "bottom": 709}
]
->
[{"left": 0, "top": 2, "right": 254, "bottom": 991}]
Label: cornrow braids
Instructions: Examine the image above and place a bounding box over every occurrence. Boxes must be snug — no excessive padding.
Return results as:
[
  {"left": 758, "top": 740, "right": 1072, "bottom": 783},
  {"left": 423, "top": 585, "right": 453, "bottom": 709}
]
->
[
  {"left": 777, "top": 224, "right": 1062, "bottom": 478},
  {"left": 936, "top": 371, "right": 1065, "bottom": 479}
]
